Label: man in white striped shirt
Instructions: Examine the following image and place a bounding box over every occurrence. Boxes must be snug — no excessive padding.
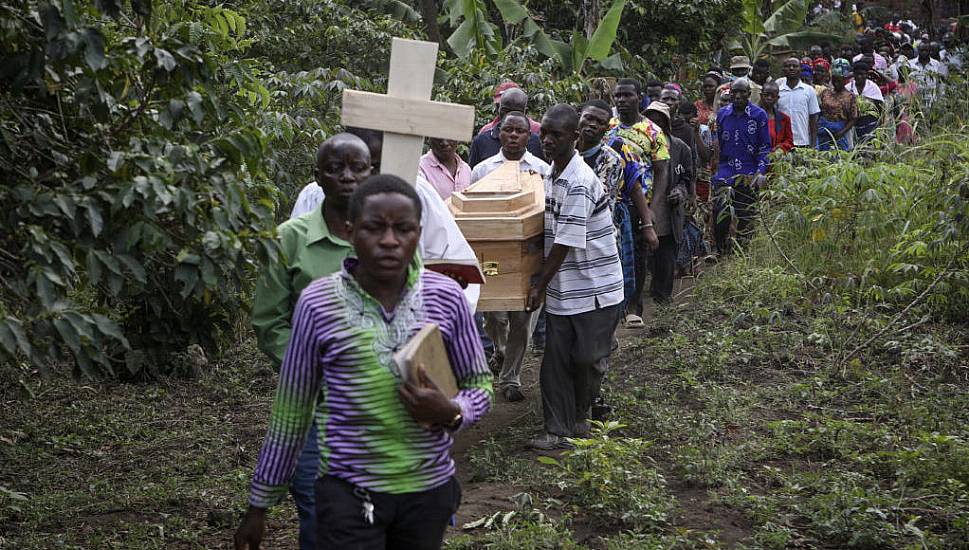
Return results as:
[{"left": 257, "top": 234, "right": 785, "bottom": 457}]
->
[{"left": 527, "top": 104, "right": 624, "bottom": 450}]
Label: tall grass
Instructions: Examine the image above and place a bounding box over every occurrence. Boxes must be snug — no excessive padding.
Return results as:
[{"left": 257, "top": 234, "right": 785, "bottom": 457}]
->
[{"left": 726, "top": 120, "right": 969, "bottom": 322}]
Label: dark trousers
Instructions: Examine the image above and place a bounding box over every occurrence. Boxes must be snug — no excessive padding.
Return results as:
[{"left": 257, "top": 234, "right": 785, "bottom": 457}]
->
[
  {"left": 315, "top": 475, "right": 461, "bottom": 550},
  {"left": 629, "top": 210, "right": 648, "bottom": 316},
  {"left": 713, "top": 184, "right": 758, "bottom": 255},
  {"left": 649, "top": 235, "right": 677, "bottom": 304},
  {"left": 541, "top": 304, "right": 622, "bottom": 437}
]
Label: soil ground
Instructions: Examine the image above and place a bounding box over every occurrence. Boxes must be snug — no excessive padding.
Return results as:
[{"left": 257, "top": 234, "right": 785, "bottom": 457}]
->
[{"left": 3, "top": 272, "right": 967, "bottom": 549}]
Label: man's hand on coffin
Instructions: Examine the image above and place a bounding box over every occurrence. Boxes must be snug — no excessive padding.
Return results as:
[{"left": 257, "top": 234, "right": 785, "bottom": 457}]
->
[{"left": 399, "top": 365, "right": 461, "bottom": 426}]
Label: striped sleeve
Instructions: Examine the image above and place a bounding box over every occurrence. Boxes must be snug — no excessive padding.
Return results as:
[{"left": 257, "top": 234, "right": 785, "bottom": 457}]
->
[
  {"left": 426, "top": 274, "right": 493, "bottom": 431},
  {"left": 249, "top": 284, "right": 325, "bottom": 508},
  {"left": 552, "top": 178, "right": 594, "bottom": 250}
]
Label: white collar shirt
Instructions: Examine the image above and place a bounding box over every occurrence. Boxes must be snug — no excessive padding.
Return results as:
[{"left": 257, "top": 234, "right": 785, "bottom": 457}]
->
[
  {"left": 775, "top": 78, "right": 821, "bottom": 146},
  {"left": 469, "top": 149, "right": 551, "bottom": 184},
  {"left": 907, "top": 58, "right": 948, "bottom": 101}
]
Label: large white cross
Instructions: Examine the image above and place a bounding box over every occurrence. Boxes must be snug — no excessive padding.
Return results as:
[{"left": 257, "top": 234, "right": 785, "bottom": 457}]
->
[{"left": 341, "top": 38, "right": 476, "bottom": 184}]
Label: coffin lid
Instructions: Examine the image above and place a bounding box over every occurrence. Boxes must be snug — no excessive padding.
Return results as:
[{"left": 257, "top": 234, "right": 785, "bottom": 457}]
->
[{"left": 449, "top": 160, "right": 544, "bottom": 217}]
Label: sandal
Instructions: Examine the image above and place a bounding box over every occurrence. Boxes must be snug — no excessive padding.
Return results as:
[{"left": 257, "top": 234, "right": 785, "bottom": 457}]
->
[{"left": 624, "top": 314, "right": 644, "bottom": 328}]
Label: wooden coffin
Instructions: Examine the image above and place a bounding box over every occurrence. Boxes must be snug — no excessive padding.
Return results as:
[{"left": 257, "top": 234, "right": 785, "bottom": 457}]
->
[{"left": 448, "top": 161, "right": 545, "bottom": 312}]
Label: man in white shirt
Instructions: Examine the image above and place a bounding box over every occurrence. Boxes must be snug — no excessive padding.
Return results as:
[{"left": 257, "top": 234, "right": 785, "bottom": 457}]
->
[
  {"left": 940, "top": 33, "right": 964, "bottom": 71},
  {"left": 776, "top": 57, "right": 821, "bottom": 148},
  {"left": 907, "top": 44, "right": 949, "bottom": 106},
  {"left": 290, "top": 129, "right": 481, "bottom": 310},
  {"left": 471, "top": 111, "right": 551, "bottom": 402},
  {"left": 526, "top": 105, "right": 624, "bottom": 450},
  {"left": 470, "top": 112, "right": 551, "bottom": 182}
]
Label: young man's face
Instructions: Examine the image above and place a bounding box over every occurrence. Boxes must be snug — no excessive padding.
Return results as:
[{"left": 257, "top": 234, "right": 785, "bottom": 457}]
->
[
  {"left": 349, "top": 192, "right": 421, "bottom": 283},
  {"left": 315, "top": 141, "right": 372, "bottom": 207},
  {"left": 578, "top": 106, "right": 611, "bottom": 148},
  {"left": 783, "top": 58, "right": 801, "bottom": 79},
  {"left": 760, "top": 87, "right": 778, "bottom": 109},
  {"left": 499, "top": 116, "right": 530, "bottom": 157},
  {"left": 612, "top": 85, "right": 640, "bottom": 119},
  {"left": 646, "top": 85, "right": 663, "bottom": 102},
  {"left": 540, "top": 116, "right": 578, "bottom": 161},
  {"left": 751, "top": 65, "right": 770, "bottom": 84}
]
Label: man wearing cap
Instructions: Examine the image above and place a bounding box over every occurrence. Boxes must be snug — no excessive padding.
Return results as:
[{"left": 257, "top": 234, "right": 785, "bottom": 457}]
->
[
  {"left": 469, "top": 87, "right": 545, "bottom": 168},
  {"left": 776, "top": 57, "right": 820, "bottom": 148},
  {"left": 714, "top": 56, "right": 761, "bottom": 112},
  {"left": 643, "top": 101, "right": 693, "bottom": 303}
]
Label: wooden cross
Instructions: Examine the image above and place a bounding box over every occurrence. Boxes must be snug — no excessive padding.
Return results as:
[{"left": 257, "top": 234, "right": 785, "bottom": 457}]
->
[{"left": 341, "top": 38, "right": 476, "bottom": 184}]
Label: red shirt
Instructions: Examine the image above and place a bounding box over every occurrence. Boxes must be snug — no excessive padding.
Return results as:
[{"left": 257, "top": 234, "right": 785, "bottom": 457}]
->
[{"left": 766, "top": 109, "right": 794, "bottom": 152}]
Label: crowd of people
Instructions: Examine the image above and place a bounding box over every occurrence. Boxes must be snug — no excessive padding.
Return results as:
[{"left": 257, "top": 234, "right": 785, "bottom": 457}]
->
[{"left": 232, "top": 14, "right": 964, "bottom": 550}]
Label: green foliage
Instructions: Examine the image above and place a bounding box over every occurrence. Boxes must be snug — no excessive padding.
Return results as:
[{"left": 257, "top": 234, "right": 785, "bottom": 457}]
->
[
  {"left": 446, "top": 0, "right": 508, "bottom": 58},
  {"left": 762, "top": 129, "right": 969, "bottom": 320},
  {"left": 0, "top": 0, "right": 279, "bottom": 376},
  {"left": 446, "top": 519, "right": 587, "bottom": 549},
  {"left": 730, "top": 0, "right": 841, "bottom": 59},
  {"left": 446, "top": 0, "right": 627, "bottom": 75},
  {"left": 538, "top": 421, "right": 674, "bottom": 531}
]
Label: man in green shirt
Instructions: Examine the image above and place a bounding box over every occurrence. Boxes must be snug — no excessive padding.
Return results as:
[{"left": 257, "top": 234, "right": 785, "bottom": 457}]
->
[{"left": 250, "top": 132, "right": 372, "bottom": 550}]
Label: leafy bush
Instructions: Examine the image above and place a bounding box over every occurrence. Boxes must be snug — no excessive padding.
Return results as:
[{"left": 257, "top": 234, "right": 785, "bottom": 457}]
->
[
  {"left": 0, "top": 0, "right": 278, "bottom": 376},
  {"left": 755, "top": 127, "right": 969, "bottom": 321},
  {"left": 538, "top": 422, "right": 673, "bottom": 531}
]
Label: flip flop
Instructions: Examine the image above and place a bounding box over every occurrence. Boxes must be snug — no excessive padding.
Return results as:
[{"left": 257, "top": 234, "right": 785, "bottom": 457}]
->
[{"left": 625, "top": 314, "right": 644, "bottom": 328}]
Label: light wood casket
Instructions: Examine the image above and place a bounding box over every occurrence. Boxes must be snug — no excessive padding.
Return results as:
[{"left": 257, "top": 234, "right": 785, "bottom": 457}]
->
[{"left": 448, "top": 161, "right": 544, "bottom": 312}]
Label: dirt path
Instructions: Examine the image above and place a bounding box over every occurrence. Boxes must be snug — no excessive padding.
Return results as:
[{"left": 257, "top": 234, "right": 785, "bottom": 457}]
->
[{"left": 445, "top": 275, "right": 746, "bottom": 546}]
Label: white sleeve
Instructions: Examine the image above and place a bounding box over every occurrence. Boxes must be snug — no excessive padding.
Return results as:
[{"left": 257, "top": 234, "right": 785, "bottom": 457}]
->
[
  {"left": 808, "top": 87, "right": 821, "bottom": 115},
  {"left": 290, "top": 182, "right": 324, "bottom": 219},
  {"left": 415, "top": 177, "right": 481, "bottom": 311}
]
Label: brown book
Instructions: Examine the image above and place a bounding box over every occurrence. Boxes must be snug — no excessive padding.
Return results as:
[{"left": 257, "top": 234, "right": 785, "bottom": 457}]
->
[
  {"left": 424, "top": 258, "right": 486, "bottom": 286},
  {"left": 393, "top": 324, "right": 459, "bottom": 398}
]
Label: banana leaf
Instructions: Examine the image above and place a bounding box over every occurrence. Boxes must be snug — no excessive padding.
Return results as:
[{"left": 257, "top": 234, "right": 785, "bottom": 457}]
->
[
  {"left": 585, "top": 0, "right": 626, "bottom": 61},
  {"left": 763, "top": 0, "right": 809, "bottom": 35}
]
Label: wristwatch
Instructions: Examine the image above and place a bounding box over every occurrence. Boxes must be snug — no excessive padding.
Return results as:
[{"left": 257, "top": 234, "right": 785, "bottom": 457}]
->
[{"left": 446, "top": 412, "right": 463, "bottom": 430}]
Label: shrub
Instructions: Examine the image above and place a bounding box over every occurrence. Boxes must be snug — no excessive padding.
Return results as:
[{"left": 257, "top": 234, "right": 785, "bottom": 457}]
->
[
  {"left": 538, "top": 422, "right": 674, "bottom": 531},
  {"left": 0, "top": 1, "right": 279, "bottom": 376}
]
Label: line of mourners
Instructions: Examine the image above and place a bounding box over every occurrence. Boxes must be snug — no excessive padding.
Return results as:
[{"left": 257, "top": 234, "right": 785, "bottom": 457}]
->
[{"left": 233, "top": 16, "right": 964, "bottom": 550}]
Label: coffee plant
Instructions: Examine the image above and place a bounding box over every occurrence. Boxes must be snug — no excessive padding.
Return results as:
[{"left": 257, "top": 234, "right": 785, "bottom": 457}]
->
[{"left": 0, "top": 0, "right": 279, "bottom": 376}]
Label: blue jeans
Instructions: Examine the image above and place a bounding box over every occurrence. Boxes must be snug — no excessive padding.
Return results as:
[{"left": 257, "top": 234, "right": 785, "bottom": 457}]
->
[
  {"left": 292, "top": 421, "right": 320, "bottom": 550},
  {"left": 475, "top": 312, "right": 495, "bottom": 355}
]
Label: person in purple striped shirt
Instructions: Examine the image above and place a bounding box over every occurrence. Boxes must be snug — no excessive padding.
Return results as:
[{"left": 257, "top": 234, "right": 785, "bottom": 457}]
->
[{"left": 235, "top": 175, "right": 493, "bottom": 550}]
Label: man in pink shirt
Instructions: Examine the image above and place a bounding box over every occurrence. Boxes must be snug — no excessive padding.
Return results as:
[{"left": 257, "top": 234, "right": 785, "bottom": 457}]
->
[{"left": 418, "top": 137, "right": 472, "bottom": 200}]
